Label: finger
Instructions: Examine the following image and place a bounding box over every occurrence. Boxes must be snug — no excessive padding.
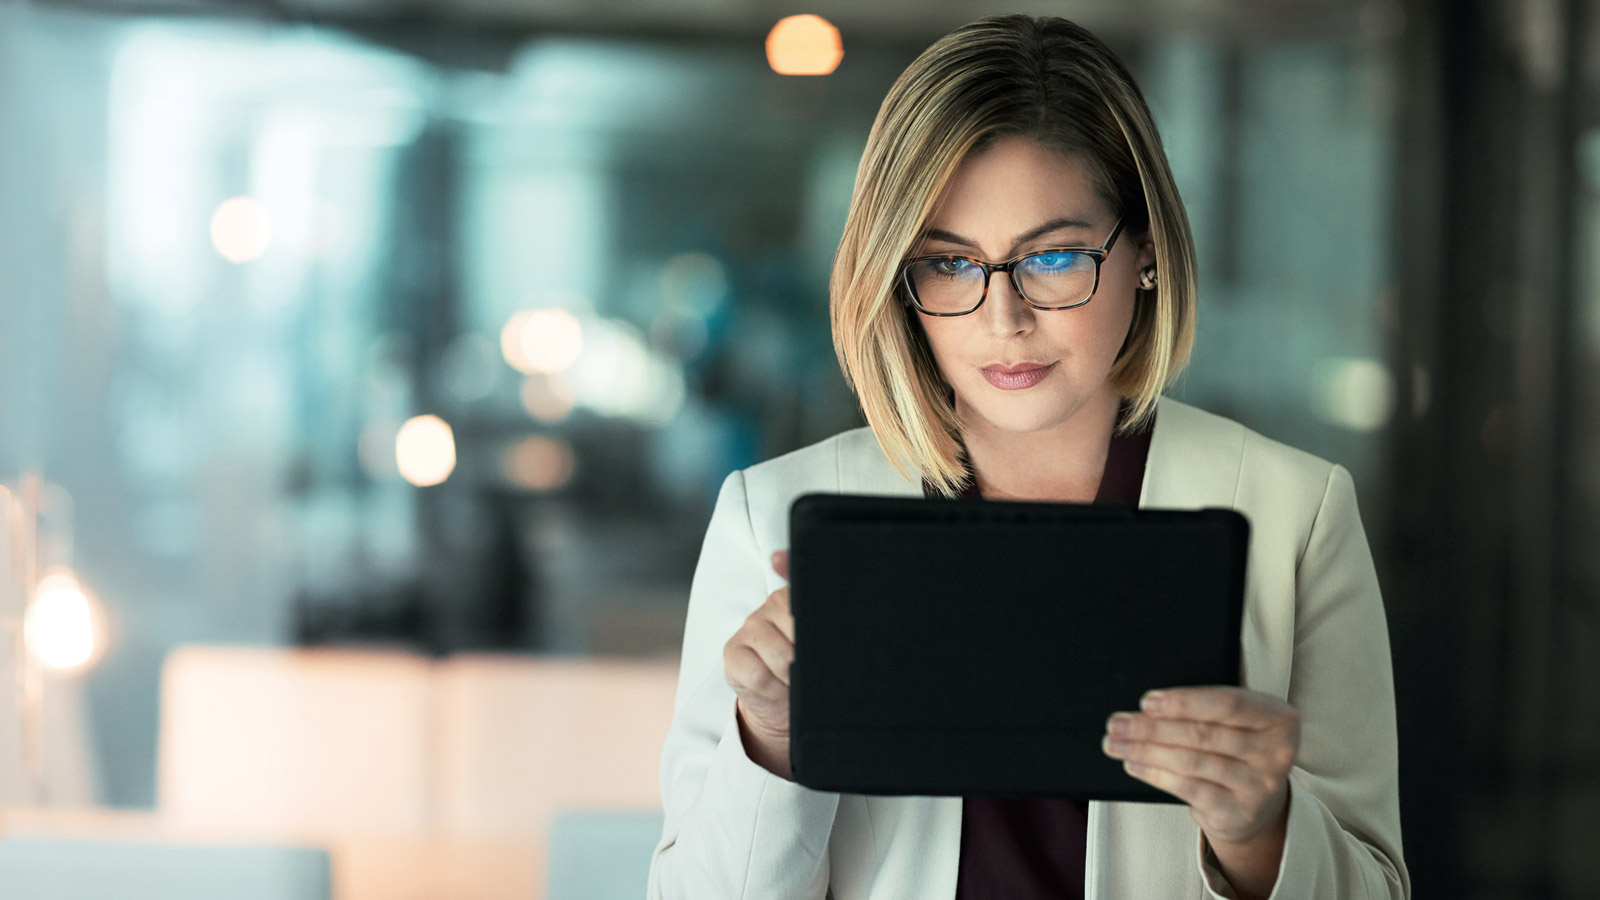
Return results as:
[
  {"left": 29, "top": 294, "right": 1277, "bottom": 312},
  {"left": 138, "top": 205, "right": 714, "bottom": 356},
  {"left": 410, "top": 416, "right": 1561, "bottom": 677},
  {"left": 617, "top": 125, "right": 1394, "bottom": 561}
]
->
[
  {"left": 765, "top": 584, "right": 791, "bottom": 616},
  {"left": 1103, "top": 737, "right": 1254, "bottom": 789},
  {"left": 761, "top": 599, "right": 795, "bottom": 643},
  {"left": 1106, "top": 713, "right": 1254, "bottom": 761},
  {"left": 761, "top": 587, "right": 793, "bottom": 643},
  {"left": 724, "top": 643, "right": 783, "bottom": 694},
  {"left": 1120, "top": 759, "right": 1234, "bottom": 811},
  {"left": 743, "top": 619, "right": 794, "bottom": 686},
  {"left": 1140, "top": 687, "right": 1294, "bottom": 729},
  {"left": 771, "top": 549, "right": 789, "bottom": 580}
]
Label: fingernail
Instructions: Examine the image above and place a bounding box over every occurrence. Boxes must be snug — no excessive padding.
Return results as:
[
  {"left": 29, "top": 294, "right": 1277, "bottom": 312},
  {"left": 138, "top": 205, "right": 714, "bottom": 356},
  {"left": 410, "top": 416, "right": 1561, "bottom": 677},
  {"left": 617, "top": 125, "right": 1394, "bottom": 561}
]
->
[
  {"left": 1106, "top": 713, "right": 1131, "bottom": 737},
  {"left": 1140, "top": 691, "right": 1165, "bottom": 713},
  {"left": 1102, "top": 735, "right": 1129, "bottom": 755},
  {"left": 1124, "top": 761, "right": 1148, "bottom": 777}
]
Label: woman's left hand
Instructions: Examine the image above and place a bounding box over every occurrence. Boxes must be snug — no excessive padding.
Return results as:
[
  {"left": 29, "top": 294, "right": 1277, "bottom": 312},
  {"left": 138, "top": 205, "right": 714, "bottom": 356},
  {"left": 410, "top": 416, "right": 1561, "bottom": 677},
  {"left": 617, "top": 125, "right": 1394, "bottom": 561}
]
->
[{"left": 1101, "top": 686, "right": 1300, "bottom": 847}]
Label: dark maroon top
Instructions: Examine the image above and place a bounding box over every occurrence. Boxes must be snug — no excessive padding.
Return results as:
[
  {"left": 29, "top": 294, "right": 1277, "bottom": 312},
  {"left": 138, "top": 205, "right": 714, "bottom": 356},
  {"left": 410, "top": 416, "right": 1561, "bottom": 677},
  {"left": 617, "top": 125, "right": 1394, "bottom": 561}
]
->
[{"left": 922, "top": 411, "right": 1154, "bottom": 899}]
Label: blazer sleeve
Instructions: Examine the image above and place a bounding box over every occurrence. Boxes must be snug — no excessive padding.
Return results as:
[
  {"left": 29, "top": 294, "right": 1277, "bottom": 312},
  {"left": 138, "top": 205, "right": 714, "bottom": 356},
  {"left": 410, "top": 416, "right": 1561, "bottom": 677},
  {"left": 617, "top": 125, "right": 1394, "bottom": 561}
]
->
[
  {"left": 1199, "top": 464, "right": 1411, "bottom": 899},
  {"left": 647, "top": 469, "right": 841, "bottom": 900}
]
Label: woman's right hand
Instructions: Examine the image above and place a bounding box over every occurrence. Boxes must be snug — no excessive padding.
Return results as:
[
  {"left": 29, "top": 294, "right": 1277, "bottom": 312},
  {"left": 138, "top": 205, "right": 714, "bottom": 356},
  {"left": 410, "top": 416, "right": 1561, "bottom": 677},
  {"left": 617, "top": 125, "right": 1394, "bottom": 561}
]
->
[{"left": 723, "top": 549, "right": 795, "bottom": 779}]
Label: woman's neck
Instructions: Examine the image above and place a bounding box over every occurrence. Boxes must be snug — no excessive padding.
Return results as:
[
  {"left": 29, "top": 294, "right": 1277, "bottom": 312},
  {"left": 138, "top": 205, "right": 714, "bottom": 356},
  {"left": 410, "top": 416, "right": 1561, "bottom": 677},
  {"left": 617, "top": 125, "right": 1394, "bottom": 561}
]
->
[{"left": 958, "top": 386, "right": 1123, "bottom": 503}]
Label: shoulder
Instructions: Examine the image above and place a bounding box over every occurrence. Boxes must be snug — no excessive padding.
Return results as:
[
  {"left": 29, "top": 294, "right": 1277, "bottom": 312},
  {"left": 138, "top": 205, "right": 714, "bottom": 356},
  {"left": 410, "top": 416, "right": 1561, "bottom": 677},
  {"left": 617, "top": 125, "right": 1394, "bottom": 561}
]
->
[
  {"left": 1157, "top": 396, "right": 1341, "bottom": 503},
  {"left": 731, "top": 426, "right": 888, "bottom": 550},
  {"left": 740, "top": 426, "right": 876, "bottom": 491},
  {"left": 1156, "top": 398, "right": 1356, "bottom": 575}
]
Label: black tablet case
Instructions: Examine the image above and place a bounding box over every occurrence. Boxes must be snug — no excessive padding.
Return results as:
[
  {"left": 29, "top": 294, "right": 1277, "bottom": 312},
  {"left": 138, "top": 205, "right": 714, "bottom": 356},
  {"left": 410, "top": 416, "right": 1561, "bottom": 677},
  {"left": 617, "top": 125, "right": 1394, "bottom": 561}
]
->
[{"left": 787, "top": 493, "right": 1248, "bottom": 803}]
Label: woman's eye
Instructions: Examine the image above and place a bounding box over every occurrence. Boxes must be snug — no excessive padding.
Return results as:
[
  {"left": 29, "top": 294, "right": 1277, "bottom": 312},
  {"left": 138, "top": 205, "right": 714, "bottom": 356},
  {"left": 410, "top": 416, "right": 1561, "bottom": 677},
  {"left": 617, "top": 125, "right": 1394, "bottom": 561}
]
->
[
  {"left": 932, "top": 258, "right": 974, "bottom": 277},
  {"left": 1028, "top": 251, "right": 1081, "bottom": 272}
]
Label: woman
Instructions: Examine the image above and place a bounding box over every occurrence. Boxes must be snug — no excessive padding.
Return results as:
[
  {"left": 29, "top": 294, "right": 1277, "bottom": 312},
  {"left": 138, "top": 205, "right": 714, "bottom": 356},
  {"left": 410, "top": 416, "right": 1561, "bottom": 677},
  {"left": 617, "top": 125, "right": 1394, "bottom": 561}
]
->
[{"left": 649, "top": 14, "right": 1407, "bottom": 900}]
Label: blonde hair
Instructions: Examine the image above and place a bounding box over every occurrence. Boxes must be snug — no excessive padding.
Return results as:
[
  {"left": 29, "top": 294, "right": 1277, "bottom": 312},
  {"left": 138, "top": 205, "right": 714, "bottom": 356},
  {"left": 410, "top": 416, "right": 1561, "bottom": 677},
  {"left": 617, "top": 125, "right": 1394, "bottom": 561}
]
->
[{"left": 830, "top": 14, "right": 1198, "bottom": 497}]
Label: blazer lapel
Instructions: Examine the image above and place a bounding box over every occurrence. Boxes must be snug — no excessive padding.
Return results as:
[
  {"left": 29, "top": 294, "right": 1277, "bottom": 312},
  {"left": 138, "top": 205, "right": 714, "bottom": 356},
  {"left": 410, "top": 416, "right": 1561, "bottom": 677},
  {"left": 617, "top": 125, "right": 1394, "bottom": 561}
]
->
[
  {"left": 1139, "top": 396, "right": 1245, "bottom": 511},
  {"left": 837, "top": 429, "right": 924, "bottom": 497}
]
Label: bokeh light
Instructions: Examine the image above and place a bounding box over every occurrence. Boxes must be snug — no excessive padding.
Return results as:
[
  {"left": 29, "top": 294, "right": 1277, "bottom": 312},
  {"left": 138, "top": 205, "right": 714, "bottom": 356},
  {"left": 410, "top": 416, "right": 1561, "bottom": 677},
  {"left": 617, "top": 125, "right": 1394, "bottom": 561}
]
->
[
  {"left": 658, "top": 252, "right": 728, "bottom": 317},
  {"left": 395, "top": 414, "right": 457, "bottom": 487},
  {"left": 566, "top": 319, "right": 652, "bottom": 417},
  {"left": 765, "top": 15, "right": 844, "bottom": 76},
  {"left": 1314, "top": 357, "right": 1395, "bottom": 432},
  {"left": 25, "top": 570, "right": 100, "bottom": 672},
  {"left": 500, "top": 311, "right": 537, "bottom": 373},
  {"left": 502, "top": 435, "right": 576, "bottom": 492},
  {"left": 210, "top": 196, "right": 274, "bottom": 263},
  {"left": 550, "top": 317, "right": 689, "bottom": 426},
  {"left": 500, "top": 308, "right": 585, "bottom": 375},
  {"left": 520, "top": 373, "right": 576, "bottom": 423}
]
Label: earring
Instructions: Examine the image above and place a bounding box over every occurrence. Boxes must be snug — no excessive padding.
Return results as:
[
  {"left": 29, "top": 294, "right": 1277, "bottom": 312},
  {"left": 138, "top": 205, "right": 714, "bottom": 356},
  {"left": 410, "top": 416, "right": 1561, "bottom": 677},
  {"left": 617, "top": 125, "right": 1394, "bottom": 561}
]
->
[{"left": 1138, "top": 266, "right": 1158, "bottom": 290}]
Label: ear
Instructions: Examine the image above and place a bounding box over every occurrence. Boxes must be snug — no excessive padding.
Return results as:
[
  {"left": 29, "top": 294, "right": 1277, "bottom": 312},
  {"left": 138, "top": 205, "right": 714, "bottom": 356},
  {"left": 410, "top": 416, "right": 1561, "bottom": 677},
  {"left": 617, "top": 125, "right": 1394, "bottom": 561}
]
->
[{"left": 1136, "top": 232, "right": 1157, "bottom": 270}]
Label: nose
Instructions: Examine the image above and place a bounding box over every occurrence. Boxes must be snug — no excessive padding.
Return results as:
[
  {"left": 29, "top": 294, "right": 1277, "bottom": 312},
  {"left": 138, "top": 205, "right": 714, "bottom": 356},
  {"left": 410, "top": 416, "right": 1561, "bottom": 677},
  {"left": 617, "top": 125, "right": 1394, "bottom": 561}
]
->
[{"left": 978, "top": 269, "right": 1035, "bottom": 339}]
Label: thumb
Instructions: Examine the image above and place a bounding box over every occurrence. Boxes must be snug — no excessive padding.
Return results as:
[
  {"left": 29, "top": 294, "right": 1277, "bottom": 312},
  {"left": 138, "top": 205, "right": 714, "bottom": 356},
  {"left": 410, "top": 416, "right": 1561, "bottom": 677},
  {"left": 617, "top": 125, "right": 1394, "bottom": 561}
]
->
[{"left": 771, "top": 549, "right": 789, "bottom": 580}]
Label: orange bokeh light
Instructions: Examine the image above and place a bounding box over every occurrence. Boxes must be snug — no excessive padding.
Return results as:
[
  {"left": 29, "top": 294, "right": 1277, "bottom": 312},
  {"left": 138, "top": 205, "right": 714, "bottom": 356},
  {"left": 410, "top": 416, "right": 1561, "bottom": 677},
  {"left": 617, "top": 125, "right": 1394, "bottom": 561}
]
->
[
  {"left": 500, "top": 309, "right": 584, "bottom": 375},
  {"left": 503, "top": 436, "right": 576, "bottom": 492},
  {"left": 520, "top": 373, "right": 575, "bottom": 423},
  {"left": 766, "top": 15, "right": 843, "bottom": 76}
]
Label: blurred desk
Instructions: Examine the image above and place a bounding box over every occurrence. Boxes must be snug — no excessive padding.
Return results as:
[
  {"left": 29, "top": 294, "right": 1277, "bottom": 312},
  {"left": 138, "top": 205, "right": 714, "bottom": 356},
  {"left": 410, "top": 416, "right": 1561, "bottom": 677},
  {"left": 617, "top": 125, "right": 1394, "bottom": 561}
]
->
[
  {"left": 0, "top": 805, "right": 525, "bottom": 900},
  {"left": 0, "top": 806, "right": 332, "bottom": 900},
  {"left": 148, "top": 646, "right": 677, "bottom": 900}
]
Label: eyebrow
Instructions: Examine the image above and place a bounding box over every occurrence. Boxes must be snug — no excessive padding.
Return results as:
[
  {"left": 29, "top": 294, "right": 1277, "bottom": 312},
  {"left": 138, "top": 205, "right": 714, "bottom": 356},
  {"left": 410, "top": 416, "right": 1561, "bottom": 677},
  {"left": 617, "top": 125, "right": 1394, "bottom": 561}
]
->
[{"left": 922, "top": 216, "right": 1099, "bottom": 254}]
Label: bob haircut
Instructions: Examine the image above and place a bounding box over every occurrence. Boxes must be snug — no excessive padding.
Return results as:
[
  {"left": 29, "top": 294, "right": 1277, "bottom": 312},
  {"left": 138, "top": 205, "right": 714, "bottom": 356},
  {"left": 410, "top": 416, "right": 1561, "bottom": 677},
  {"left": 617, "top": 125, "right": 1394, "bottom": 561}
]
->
[{"left": 830, "top": 14, "right": 1198, "bottom": 497}]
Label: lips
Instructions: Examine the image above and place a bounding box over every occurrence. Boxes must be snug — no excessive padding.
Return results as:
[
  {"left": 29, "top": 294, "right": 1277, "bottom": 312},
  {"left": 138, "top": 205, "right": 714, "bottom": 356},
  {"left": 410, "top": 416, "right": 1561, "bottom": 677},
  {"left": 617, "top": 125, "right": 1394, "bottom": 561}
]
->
[{"left": 981, "top": 362, "right": 1055, "bottom": 390}]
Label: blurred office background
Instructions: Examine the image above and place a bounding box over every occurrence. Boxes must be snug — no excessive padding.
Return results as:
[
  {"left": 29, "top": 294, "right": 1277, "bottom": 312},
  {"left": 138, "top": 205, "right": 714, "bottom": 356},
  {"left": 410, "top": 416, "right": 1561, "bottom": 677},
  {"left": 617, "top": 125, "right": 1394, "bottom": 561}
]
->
[{"left": 0, "top": 0, "right": 1595, "bottom": 897}]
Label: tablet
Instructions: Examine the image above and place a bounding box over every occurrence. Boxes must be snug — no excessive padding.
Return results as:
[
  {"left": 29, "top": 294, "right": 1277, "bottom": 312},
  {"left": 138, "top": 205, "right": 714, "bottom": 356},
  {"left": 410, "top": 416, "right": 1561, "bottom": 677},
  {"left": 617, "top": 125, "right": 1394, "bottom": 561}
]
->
[{"left": 786, "top": 492, "right": 1248, "bottom": 803}]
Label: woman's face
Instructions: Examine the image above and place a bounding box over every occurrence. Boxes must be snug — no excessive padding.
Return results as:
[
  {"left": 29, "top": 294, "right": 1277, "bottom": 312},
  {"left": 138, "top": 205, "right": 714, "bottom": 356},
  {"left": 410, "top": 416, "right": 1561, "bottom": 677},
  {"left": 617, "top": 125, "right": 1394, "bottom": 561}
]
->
[{"left": 913, "top": 136, "right": 1153, "bottom": 438}]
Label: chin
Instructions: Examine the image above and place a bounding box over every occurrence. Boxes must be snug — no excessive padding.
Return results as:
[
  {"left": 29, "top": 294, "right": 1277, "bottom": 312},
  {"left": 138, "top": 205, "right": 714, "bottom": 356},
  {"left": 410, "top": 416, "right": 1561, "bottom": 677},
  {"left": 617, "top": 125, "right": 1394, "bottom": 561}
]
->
[{"left": 959, "top": 388, "right": 1084, "bottom": 434}]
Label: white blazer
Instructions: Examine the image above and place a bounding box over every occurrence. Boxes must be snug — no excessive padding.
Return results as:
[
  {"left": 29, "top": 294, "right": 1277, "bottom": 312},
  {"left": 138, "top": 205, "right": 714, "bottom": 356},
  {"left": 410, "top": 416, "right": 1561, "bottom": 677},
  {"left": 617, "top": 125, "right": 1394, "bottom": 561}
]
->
[{"left": 648, "top": 396, "right": 1409, "bottom": 899}]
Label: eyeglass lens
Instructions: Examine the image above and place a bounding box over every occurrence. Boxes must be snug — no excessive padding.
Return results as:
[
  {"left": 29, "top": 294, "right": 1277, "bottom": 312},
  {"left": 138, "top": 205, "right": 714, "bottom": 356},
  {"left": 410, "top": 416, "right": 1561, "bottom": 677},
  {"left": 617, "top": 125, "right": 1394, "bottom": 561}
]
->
[{"left": 906, "top": 251, "right": 1098, "bottom": 314}]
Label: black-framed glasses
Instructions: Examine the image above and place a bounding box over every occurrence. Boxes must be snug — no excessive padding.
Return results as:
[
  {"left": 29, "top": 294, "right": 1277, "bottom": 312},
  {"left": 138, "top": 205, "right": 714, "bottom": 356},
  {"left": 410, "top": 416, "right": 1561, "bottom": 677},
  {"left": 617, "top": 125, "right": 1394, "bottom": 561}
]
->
[{"left": 899, "top": 217, "right": 1124, "bottom": 316}]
